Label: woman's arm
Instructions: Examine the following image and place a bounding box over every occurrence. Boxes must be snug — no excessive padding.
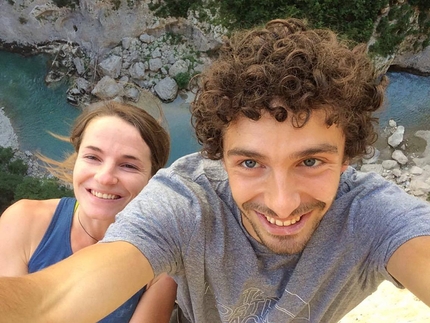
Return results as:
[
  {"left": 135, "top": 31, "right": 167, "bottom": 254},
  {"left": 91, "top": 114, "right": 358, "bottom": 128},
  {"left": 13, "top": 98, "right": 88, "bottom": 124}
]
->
[{"left": 129, "top": 273, "right": 177, "bottom": 323}]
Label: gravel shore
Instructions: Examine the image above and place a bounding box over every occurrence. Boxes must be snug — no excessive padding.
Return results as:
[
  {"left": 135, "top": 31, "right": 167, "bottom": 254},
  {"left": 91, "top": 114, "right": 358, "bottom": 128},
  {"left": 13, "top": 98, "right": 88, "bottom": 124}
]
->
[{"left": 0, "top": 107, "right": 19, "bottom": 150}]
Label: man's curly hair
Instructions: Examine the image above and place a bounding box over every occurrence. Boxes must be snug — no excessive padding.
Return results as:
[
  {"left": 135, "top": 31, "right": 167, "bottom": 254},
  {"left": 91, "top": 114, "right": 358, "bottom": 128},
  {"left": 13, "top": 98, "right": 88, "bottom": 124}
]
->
[{"left": 191, "top": 18, "right": 387, "bottom": 161}]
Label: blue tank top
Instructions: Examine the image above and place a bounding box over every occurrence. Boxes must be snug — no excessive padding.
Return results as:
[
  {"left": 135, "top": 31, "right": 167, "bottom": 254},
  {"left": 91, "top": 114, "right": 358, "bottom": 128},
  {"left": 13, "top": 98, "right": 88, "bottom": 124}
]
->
[{"left": 29, "top": 197, "right": 145, "bottom": 322}]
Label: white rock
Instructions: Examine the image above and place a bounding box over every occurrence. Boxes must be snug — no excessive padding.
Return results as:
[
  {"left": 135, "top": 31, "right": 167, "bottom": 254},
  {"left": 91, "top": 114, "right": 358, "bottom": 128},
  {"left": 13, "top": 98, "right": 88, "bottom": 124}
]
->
[
  {"left": 381, "top": 160, "right": 399, "bottom": 170},
  {"left": 149, "top": 58, "right": 163, "bottom": 72},
  {"left": 388, "top": 119, "right": 397, "bottom": 127},
  {"left": 0, "top": 108, "right": 19, "bottom": 149},
  {"left": 392, "top": 150, "right": 408, "bottom": 165},
  {"left": 129, "top": 62, "right": 146, "bottom": 80},
  {"left": 410, "top": 166, "right": 424, "bottom": 175},
  {"left": 98, "top": 55, "right": 122, "bottom": 79},
  {"left": 154, "top": 77, "right": 178, "bottom": 102},
  {"left": 91, "top": 76, "right": 123, "bottom": 100},
  {"left": 410, "top": 179, "right": 430, "bottom": 193},
  {"left": 391, "top": 169, "right": 402, "bottom": 177},
  {"left": 360, "top": 164, "right": 384, "bottom": 175},
  {"left": 388, "top": 125, "right": 405, "bottom": 148}
]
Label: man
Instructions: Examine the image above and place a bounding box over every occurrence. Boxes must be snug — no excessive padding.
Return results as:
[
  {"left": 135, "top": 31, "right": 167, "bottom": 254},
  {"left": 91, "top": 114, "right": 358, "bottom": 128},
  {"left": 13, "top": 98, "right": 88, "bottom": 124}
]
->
[{"left": 1, "top": 18, "right": 430, "bottom": 323}]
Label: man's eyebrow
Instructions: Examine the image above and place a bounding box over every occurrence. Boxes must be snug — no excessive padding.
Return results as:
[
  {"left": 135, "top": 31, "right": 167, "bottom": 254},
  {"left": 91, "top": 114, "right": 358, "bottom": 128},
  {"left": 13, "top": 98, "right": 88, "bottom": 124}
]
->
[
  {"left": 226, "top": 144, "right": 339, "bottom": 159},
  {"left": 226, "top": 148, "right": 265, "bottom": 159},
  {"left": 82, "top": 145, "right": 140, "bottom": 161},
  {"left": 290, "top": 144, "right": 339, "bottom": 159}
]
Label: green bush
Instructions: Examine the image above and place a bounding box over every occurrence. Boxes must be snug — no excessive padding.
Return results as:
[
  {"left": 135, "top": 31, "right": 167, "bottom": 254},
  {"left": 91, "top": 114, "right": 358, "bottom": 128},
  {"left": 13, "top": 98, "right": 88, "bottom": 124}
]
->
[
  {"left": 0, "top": 172, "right": 22, "bottom": 214},
  {"left": 14, "top": 177, "right": 74, "bottom": 201},
  {"left": 111, "top": 0, "right": 121, "bottom": 10},
  {"left": 18, "top": 17, "right": 27, "bottom": 25},
  {"left": 52, "top": 0, "right": 78, "bottom": 9},
  {"left": 0, "top": 147, "right": 73, "bottom": 214},
  {"left": 148, "top": 0, "right": 199, "bottom": 18},
  {"left": 174, "top": 72, "right": 192, "bottom": 90},
  {"left": 0, "top": 147, "right": 14, "bottom": 166},
  {"left": 150, "top": 0, "right": 389, "bottom": 45},
  {"left": 7, "top": 159, "right": 28, "bottom": 176},
  {"left": 149, "top": 0, "right": 429, "bottom": 57},
  {"left": 409, "top": 0, "right": 430, "bottom": 11}
]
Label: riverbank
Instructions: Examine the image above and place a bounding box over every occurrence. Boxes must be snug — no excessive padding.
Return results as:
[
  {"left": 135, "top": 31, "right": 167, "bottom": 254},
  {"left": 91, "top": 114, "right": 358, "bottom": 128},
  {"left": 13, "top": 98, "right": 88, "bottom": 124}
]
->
[
  {"left": 0, "top": 107, "right": 18, "bottom": 150},
  {"left": 0, "top": 106, "right": 50, "bottom": 177}
]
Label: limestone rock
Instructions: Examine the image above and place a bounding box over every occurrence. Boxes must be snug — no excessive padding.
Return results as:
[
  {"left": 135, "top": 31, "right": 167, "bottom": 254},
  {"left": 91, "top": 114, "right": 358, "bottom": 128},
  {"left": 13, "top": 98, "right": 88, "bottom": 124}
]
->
[
  {"left": 91, "top": 76, "right": 123, "bottom": 100},
  {"left": 154, "top": 77, "right": 178, "bottom": 102}
]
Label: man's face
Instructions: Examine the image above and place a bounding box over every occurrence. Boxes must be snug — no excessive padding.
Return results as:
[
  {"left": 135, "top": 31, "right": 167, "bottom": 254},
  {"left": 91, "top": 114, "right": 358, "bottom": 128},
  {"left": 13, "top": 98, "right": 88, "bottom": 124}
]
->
[{"left": 222, "top": 110, "right": 348, "bottom": 254}]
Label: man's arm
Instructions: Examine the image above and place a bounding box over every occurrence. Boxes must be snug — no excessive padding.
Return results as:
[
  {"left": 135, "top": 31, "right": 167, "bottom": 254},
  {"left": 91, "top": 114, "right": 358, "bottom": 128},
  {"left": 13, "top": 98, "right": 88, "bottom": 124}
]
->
[
  {"left": 387, "top": 236, "right": 430, "bottom": 307},
  {"left": 0, "top": 241, "right": 154, "bottom": 323}
]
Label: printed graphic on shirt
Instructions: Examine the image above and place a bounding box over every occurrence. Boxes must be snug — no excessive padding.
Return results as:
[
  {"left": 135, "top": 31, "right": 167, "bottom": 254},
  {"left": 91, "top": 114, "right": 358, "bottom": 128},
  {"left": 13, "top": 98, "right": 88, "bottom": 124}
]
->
[{"left": 214, "top": 287, "right": 310, "bottom": 322}]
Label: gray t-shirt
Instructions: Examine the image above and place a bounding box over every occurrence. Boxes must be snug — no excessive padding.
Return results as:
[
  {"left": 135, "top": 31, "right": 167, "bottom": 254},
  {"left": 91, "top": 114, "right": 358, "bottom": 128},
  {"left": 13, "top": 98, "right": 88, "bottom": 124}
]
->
[{"left": 103, "top": 152, "right": 430, "bottom": 322}]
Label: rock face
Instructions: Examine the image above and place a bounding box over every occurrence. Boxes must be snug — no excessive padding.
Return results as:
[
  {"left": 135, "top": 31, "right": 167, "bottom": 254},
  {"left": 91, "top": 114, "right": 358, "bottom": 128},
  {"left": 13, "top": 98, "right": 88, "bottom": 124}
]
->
[
  {"left": 0, "top": 1, "right": 223, "bottom": 55},
  {"left": 0, "top": 107, "right": 49, "bottom": 178},
  {"left": 0, "top": 107, "right": 19, "bottom": 150},
  {"left": 0, "top": 0, "right": 223, "bottom": 104},
  {"left": 2, "top": 0, "right": 430, "bottom": 105},
  {"left": 391, "top": 46, "right": 430, "bottom": 75}
]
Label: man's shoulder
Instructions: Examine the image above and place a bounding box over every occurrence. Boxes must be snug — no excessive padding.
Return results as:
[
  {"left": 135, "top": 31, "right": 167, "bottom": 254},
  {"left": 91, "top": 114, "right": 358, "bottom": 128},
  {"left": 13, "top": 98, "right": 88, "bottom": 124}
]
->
[
  {"left": 337, "top": 166, "right": 428, "bottom": 211},
  {"left": 162, "top": 152, "right": 228, "bottom": 183},
  {"left": 339, "top": 166, "right": 396, "bottom": 195}
]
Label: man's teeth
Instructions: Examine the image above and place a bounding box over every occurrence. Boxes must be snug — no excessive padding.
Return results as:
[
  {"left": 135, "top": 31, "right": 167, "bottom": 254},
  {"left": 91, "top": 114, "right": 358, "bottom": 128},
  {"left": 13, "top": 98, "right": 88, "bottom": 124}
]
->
[
  {"left": 91, "top": 190, "right": 119, "bottom": 200},
  {"left": 265, "top": 215, "right": 301, "bottom": 227}
]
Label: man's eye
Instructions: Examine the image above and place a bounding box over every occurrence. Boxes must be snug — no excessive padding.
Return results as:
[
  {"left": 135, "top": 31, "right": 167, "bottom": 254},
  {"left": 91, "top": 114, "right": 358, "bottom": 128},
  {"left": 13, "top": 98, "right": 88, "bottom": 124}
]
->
[
  {"left": 242, "top": 160, "right": 258, "bottom": 168},
  {"left": 303, "top": 158, "right": 317, "bottom": 167}
]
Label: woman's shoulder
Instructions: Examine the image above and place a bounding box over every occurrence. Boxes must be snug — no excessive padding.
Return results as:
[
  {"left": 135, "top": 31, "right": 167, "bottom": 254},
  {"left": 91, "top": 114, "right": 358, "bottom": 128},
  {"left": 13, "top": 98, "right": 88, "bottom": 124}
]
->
[
  {"left": 0, "top": 198, "right": 61, "bottom": 238},
  {"left": 0, "top": 198, "right": 62, "bottom": 272},
  {"left": 3, "top": 198, "right": 60, "bottom": 218}
]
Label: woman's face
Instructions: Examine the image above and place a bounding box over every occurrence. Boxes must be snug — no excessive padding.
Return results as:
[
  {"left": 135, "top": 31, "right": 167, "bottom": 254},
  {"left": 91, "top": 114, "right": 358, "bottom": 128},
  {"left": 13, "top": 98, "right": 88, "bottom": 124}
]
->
[{"left": 73, "top": 115, "right": 152, "bottom": 221}]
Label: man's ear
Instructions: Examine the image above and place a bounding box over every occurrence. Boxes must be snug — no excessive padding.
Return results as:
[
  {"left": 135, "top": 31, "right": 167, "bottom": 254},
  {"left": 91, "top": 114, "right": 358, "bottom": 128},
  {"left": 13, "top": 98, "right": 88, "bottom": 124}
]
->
[
  {"left": 221, "top": 158, "right": 226, "bottom": 170},
  {"left": 341, "top": 159, "right": 349, "bottom": 172}
]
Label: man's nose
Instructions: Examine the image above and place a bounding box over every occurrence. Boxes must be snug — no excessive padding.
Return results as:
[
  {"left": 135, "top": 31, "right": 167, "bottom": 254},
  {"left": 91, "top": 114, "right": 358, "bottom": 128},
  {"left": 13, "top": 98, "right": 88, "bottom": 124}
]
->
[{"left": 265, "top": 171, "right": 301, "bottom": 219}]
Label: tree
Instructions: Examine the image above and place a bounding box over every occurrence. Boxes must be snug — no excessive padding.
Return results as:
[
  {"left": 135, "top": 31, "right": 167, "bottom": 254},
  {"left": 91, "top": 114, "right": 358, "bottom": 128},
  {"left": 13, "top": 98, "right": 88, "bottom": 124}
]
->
[{"left": 0, "top": 147, "right": 73, "bottom": 214}]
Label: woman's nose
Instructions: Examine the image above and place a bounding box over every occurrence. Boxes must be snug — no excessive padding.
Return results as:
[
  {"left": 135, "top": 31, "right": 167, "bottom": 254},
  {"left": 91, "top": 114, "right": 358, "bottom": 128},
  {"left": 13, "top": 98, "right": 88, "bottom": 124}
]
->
[{"left": 94, "top": 165, "right": 118, "bottom": 185}]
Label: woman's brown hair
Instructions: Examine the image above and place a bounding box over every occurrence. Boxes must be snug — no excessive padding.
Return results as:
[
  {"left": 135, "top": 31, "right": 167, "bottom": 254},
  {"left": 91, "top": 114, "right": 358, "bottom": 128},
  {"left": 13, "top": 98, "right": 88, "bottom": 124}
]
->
[{"left": 38, "top": 100, "right": 170, "bottom": 183}]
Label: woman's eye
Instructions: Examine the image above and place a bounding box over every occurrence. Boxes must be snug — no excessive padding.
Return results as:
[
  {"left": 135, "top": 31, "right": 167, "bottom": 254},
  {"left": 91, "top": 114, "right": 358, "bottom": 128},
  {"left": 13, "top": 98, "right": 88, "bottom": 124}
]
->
[
  {"left": 123, "top": 164, "right": 139, "bottom": 170},
  {"left": 242, "top": 160, "right": 258, "bottom": 168},
  {"left": 84, "top": 155, "right": 99, "bottom": 161}
]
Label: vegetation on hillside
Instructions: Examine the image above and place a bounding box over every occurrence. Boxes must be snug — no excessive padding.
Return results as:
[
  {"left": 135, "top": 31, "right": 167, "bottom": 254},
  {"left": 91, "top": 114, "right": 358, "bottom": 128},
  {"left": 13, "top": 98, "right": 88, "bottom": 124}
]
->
[
  {"left": 0, "top": 147, "right": 73, "bottom": 214},
  {"left": 149, "top": 0, "right": 430, "bottom": 57}
]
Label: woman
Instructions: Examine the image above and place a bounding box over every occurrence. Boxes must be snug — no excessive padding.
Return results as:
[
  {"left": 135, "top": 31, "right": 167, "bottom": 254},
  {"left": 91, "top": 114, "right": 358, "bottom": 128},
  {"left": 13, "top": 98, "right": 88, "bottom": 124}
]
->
[{"left": 0, "top": 100, "right": 177, "bottom": 322}]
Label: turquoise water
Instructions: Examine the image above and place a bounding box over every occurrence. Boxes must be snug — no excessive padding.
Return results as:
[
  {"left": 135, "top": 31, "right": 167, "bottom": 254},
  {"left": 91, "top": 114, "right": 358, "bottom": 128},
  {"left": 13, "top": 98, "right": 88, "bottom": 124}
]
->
[
  {"left": 0, "top": 51, "right": 200, "bottom": 166},
  {"left": 0, "top": 51, "right": 79, "bottom": 160},
  {"left": 1, "top": 50, "right": 430, "bottom": 164},
  {"left": 377, "top": 72, "right": 430, "bottom": 133}
]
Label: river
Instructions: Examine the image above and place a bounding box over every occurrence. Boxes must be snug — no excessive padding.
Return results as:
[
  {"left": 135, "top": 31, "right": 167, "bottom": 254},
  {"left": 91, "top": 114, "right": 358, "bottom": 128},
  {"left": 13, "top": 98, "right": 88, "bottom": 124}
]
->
[
  {"left": 0, "top": 50, "right": 199, "bottom": 166},
  {"left": 0, "top": 50, "right": 430, "bottom": 164}
]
